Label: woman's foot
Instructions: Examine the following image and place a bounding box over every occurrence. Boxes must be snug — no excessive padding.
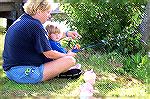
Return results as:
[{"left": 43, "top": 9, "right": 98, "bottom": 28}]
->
[{"left": 56, "top": 69, "right": 82, "bottom": 79}]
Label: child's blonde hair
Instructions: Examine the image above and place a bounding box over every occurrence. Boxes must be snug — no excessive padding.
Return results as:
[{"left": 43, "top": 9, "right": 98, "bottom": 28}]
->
[
  {"left": 46, "top": 24, "right": 61, "bottom": 38},
  {"left": 23, "top": 0, "right": 51, "bottom": 16}
]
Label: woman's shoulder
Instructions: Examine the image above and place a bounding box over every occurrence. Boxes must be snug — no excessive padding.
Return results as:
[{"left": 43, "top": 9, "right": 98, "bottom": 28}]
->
[{"left": 21, "top": 13, "right": 42, "bottom": 27}]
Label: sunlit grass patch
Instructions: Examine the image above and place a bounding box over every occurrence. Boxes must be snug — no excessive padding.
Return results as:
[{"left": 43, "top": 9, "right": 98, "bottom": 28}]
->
[
  {"left": 107, "top": 84, "right": 147, "bottom": 97},
  {"left": 0, "top": 33, "right": 5, "bottom": 78},
  {"left": 95, "top": 79, "right": 122, "bottom": 96},
  {"left": 0, "top": 33, "right": 5, "bottom": 58}
]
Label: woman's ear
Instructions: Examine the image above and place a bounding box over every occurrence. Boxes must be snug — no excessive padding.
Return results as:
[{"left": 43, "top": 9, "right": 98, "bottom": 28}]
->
[{"left": 37, "top": 9, "right": 42, "bottom": 15}]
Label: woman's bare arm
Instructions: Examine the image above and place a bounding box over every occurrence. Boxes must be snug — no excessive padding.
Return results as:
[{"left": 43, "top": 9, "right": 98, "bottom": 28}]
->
[{"left": 43, "top": 50, "right": 76, "bottom": 59}]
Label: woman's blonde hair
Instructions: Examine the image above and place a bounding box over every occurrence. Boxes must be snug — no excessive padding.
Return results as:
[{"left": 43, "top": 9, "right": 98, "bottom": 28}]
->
[
  {"left": 23, "top": 0, "right": 51, "bottom": 16},
  {"left": 46, "top": 24, "right": 61, "bottom": 38}
]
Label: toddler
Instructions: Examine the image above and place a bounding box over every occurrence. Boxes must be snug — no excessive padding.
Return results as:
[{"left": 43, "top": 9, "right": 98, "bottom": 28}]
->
[{"left": 45, "top": 24, "right": 81, "bottom": 69}]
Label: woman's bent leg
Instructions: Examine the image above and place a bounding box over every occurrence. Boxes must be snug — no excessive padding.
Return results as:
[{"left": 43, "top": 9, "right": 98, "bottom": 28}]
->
[{"left": 42, "top": 56, "right": 76, "bottom": 81}]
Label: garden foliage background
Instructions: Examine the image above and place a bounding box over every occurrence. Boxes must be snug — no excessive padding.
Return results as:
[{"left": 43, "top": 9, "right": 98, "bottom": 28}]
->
[{"left": 0, "top": 0, "right": 150, "bottom": 98}]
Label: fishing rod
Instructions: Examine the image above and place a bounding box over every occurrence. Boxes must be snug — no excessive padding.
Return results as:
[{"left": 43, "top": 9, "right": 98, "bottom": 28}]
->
[{"left": 71, "top": 40, "right": 107, "bottom": 53}]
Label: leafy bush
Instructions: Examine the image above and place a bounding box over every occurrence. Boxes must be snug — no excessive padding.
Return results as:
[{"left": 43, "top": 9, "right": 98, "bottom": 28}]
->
[
  {"left": 59, "top": 0, "right": 148, "bottom": 54},
  {"left": 117, "top": 53, "right": 150, "bottom": 83}
]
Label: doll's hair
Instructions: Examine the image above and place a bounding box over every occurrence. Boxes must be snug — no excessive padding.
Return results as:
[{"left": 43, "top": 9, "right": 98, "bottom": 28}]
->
[
  {"left": 23, "top": 0, "right": 51, "bottom": 16},
  {"left": 83, "top": 69, "right": 96, "bottom": 82}
]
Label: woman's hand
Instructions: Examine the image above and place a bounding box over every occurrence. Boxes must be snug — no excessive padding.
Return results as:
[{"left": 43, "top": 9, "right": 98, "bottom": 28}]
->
[
  {"left": 67, "top": 50, "right": 76, "bottom": 57},
  {"left": 67, "top": 31, "right": 78, "bottom": 39},
  {"left": 65, "top": 31, "right": 81, "bottom": 39}
]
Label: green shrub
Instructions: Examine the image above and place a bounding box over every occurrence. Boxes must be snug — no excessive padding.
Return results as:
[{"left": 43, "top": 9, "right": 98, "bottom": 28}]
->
[
  {"left": 117, "top": 53, "right": 150, "bottom": 83},
  {"left": 59, "top": 1, "right": 148, "bottom": 54}
]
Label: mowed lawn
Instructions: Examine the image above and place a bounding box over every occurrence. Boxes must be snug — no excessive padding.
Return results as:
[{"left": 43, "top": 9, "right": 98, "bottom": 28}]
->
[
  {"left": 0, "top": 33, "right": 150, "bottom": 98},
  {"left": 0, "top": 33, "right": 5, "bottom": 77}
]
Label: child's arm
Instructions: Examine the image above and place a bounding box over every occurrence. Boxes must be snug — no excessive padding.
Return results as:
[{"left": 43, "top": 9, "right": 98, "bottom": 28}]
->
[{"left": 49, "top": 40, "right": 67, "bottom": 53}]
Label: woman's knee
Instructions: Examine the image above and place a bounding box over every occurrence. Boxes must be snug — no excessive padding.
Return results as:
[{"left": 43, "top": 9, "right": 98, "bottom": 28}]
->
[{"left": 64, "top": 56, "right": 76, "bottom": 65}]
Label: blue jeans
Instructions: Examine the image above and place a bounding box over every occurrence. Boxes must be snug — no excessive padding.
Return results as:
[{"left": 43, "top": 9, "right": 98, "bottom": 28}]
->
[{"left": 5, "top": 64, "right": 44, "bottom": 84}]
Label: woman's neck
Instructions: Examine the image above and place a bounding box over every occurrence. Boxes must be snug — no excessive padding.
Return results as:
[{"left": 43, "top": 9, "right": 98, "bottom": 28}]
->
[{"left": 32, "top": 14, "right": 42, "bottom": 23}]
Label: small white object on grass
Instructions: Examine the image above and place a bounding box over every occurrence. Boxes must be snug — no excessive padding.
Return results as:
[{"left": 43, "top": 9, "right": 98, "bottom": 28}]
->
[{"left": 79, "top": 69, "right": 97, "bottom": 98}]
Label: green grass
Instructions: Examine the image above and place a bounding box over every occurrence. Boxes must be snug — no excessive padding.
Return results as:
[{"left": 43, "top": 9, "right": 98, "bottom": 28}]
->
[
  {"left": 0, "top": 33, "right": 5, "bottom": 78},
  {"left": 0, "top": 33, "right": 150, "bottom": 98},
  {"left": 0, "top": 33, "right": 4, "bottom": 56},
  {"left": 1, "top": 77, "right": 83, "bottom": 97}
]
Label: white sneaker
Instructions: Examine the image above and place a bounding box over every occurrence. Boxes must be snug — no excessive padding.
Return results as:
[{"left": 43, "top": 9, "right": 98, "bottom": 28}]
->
[{"left": 69, "top": 63, "right": 81, "bottom": 70}]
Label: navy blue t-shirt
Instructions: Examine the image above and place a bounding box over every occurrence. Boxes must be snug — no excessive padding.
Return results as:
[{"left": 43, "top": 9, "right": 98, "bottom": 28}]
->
[{"left": 3, "top": 13, "right": 52, "bottom": 71}]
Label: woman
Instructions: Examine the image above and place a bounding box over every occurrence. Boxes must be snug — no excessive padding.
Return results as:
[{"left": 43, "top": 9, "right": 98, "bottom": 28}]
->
[{"left": 2, "top": 0, "right": 80, "bottom": 84}]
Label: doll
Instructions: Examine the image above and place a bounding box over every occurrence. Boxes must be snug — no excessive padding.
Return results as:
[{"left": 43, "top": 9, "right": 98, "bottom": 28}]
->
[{"left": 79, "top": 69, "right": 97, "bottom": 98}]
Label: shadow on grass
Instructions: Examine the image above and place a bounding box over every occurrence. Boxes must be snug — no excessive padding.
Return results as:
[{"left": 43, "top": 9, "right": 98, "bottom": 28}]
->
[
  {"left": 0, "top": 75, "right": 83, "bottom": 97},
  {"left": 0, "top": 63, "right": 83, "bottom": 97}
]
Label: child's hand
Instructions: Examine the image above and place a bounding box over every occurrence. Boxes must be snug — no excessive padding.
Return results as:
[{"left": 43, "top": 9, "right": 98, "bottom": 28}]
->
[
  {"left": 72, "top": 44, "right": 81, "bottom": 53},
  {"left": 73, "top": 44, "right": 81, "bottom": 49},
  {"left": 67, "top": 50, "right": 77, "bottom": 57}
]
